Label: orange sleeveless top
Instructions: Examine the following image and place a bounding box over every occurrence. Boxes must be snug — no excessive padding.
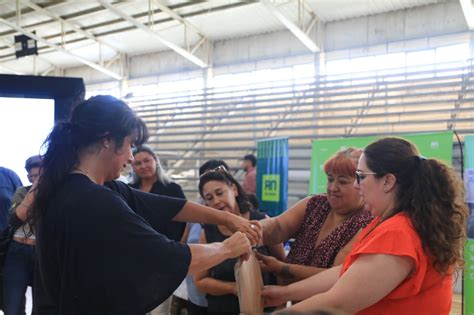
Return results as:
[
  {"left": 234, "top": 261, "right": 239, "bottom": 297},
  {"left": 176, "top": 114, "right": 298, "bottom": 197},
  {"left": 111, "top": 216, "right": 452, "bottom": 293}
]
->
[{"left": 340, "top": 213, "right": 452, "bottom": 315}]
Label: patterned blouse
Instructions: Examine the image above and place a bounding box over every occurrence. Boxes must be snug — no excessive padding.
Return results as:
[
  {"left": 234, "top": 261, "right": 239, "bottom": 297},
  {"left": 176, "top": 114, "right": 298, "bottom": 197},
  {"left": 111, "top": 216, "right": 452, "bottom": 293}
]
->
[{"left": 285, "top": 194, "right": 373, "bottom": 268}]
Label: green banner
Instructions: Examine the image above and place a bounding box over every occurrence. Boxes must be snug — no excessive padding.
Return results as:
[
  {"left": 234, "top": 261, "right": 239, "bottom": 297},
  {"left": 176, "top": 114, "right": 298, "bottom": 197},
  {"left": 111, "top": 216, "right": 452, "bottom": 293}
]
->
[
  {"left": 464, "top": 135, "right": 474, "bottom": 315},
  {"left": 309, "top": 131, "right": 453, "bottom": 194},
  {"left": 465, "top": 239, "right": 474, "bottom": 315}
]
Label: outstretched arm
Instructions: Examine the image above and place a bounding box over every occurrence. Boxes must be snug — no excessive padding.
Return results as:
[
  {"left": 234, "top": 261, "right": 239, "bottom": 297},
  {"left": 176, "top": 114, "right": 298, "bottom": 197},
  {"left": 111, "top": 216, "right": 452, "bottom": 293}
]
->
[
  {"left": 279, "top": 254, "right": 414, "bottom": 314},
  {"left": 262, "top": 265, "right": 342, "bottom": 307},
  {"left": 188, "top": 231, "right": 251, "bottom": 275},
  {"left": 106, "top": 181, "right": 262, "bottom": 245},
  {"left": 173, "top": 201, "right": 261, "bottom": 245},
  {"left": 259, "top": 197, "right": 310, "bottom": 246}
]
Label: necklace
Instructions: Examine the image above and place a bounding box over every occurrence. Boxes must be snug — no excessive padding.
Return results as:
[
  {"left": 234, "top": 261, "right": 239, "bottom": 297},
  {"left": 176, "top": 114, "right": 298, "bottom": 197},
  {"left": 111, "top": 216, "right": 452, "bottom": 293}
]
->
[{"left": 73, "top": 168, "right": 97, "bottom": 184}]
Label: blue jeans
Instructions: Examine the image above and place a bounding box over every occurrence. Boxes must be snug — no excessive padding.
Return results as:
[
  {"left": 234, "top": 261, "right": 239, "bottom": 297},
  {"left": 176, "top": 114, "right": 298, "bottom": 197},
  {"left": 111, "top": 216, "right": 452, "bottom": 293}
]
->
[{"left": 3, "top": 240, "right": 35, "bottom": 315}]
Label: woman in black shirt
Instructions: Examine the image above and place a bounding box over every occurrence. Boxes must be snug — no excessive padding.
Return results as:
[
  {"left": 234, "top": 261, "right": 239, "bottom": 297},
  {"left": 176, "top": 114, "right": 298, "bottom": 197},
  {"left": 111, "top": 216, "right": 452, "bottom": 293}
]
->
[
  {"left": 130, "top": 145, "right": 187, "bottom": 314},
  {"left": 130, "top": 145, "right": 186, "bottom": 242},
  {"left": 28, "top": 95, "right": 259, "bottom": 315}
]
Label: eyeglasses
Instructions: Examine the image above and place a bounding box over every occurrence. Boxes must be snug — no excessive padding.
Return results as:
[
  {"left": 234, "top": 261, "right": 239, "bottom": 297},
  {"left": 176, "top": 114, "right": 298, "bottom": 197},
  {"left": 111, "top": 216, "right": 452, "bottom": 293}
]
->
[
  {"left": 200, "top": 165, "right": 229, "bottom": 178},
  {"left": 355, "top": 170, "right": 377, "bottom": 185}
]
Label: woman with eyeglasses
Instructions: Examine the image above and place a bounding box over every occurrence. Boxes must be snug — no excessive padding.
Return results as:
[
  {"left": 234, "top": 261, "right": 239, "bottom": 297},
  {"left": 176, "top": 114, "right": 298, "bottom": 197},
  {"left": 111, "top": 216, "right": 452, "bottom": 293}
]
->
[
  {"left": 28, "top": 95, "right": 260, "bottom": 315},
  {"left": 195, "top": 166, "right": 285, "bottom": 315},
  {"left": 263, "top": 137, "right": 468, "bottom": 315},
  {"left": 257, "top": 148, "right": 373, "bottom": 283}
]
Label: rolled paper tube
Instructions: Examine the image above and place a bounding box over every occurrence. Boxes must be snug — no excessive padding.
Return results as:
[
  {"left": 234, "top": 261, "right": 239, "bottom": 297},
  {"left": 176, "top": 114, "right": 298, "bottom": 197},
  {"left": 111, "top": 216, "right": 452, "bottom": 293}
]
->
[{"left": 234, "top": 251, "right": 264, "bottom": 314}]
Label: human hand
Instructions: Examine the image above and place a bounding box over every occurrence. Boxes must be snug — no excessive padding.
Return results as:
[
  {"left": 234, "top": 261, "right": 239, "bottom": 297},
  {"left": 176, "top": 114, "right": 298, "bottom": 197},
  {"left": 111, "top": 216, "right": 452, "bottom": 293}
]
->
[
  {"left": 255, "top": 252, "right": 284, "bottom": 274},
  {"left": 262, "top": 285, "right": 288, "bottom": 307},
  {"left": 232, "top": 282, "right": 238, "bottom": 296},
  {"left": 225, "top": 213, "right": 261, "bottom": 246},
  {"left": 222, "top": 231, "right": 251, "bottom": 260}
]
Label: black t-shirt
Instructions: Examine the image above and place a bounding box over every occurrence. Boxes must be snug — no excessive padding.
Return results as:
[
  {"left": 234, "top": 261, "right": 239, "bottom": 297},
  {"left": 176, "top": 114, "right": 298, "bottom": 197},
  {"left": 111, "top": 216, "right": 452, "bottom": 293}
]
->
[
  {"left": 35, "top": 174, "right": 191, "bottom": 315},
  {"left": 203, "top": 211, "right": 273, "bottom": 314},
  {"left": 129, "top": 180, "right": 186, "bottom": 241}
]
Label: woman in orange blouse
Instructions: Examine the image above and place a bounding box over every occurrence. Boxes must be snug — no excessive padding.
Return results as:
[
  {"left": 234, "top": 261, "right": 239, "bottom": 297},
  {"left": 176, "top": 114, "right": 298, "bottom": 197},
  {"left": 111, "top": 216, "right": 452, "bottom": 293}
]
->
[{"left": 263, "top": 137, "right": 468, "bottom": 315}]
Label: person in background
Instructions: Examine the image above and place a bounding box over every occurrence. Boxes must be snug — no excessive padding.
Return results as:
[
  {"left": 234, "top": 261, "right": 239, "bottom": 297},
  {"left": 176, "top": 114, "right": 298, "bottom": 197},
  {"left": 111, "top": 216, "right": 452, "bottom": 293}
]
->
[
  {"left": 130, "top": 145, "right": 187, "bottom": 315},
  {"left": 130, "top": 145, "right": 184, "bottom": 198},
  {"left": 195, "top": 166, "right": 285, "bottom": 315},
  {"left": 241, "top": 154, "right": 257, "bottom": 194},
  {"left": 0, "top": 165, "right": 22, "bottom": 312},
  {"left": 29, "top": 95, "right": 259, "bottom": 314},
  {"left": 258, "top": 148, "right": 373, "bottom": 283},
  {"left": 130, "top": 145, "right": 186, "bottom": 242},
  {"left": 0, "top": 167, "right": 22, "bottom": 231},
  {"left": 4, "top": 155, "right": 41, "bottom": 315},
  {"left": 263, "top": 137, "right": 468, "bottom": 315}
]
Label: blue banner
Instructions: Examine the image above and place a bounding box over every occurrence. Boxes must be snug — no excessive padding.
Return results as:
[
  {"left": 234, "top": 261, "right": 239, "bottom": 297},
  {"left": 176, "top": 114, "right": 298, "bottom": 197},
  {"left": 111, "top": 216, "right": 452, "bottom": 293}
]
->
[{"left": 256, "top": 137, "right": 288, "bottom": 217}]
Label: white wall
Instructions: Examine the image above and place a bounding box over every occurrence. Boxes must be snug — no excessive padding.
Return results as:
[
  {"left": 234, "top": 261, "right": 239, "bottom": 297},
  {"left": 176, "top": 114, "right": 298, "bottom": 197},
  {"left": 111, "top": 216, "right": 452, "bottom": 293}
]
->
[{"left": 323, "top": 1, "right": 466, "bottom": 51}]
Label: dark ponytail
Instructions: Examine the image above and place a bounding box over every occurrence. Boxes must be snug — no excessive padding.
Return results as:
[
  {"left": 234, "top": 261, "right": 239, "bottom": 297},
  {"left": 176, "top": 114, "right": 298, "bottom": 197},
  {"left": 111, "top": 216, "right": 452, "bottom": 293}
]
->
[
  {"left": 408, "top": 158, "right": 467, "bottom": 273},
  {"left": 364, "top": 137, "right": 468, "bottom": 273},
  {"left": 30, "top": 95, "right": 148, "bottom": 230},
  {"left": 32, "top": 122, "right": 79, "bottom": 223}
]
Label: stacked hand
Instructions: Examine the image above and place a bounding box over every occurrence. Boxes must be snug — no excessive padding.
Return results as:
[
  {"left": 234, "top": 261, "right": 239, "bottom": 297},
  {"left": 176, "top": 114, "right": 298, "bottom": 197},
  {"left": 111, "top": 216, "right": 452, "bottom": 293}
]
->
[
  {"left": 255, "top": 252, "right": 285, "bottom": 274},
  {"left": 225, "top": 213, "right": 262, "bottom": 246},
  {"left": 222, "top": 231, "right": 252, "bottom": 260}
]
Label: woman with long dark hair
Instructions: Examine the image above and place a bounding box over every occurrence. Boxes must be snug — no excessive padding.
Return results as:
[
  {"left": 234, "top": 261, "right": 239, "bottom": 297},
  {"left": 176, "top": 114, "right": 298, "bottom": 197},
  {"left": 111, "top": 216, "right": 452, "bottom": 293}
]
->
[
  {"left": 195, "top": 166, "right": 285, "bottom": 315},
  {"left": 263, "top": 137, "right": 467, "bottom": 315},
  {"left": 29, "top": 95, "right": 259, "bottom": 315}
]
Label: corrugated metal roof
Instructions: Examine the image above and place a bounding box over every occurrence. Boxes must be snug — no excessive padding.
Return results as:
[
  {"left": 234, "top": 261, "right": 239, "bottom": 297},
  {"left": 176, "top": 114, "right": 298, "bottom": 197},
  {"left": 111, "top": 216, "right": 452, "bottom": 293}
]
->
[
  {"left": 0, "top": 0, "right": 459, "bottom": 76},
  {"left": 188, "top": 2, "right": 285, "bottom": 41},
  {"left": 306, "top": 0, "right": 447, "bottom": 22}
]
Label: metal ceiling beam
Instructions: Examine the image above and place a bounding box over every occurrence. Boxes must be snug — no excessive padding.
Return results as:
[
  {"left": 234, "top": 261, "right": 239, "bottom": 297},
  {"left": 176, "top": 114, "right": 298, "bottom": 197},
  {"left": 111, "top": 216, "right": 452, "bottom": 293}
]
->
[
  {"left": 0, "top": 1, "right": 65, "bottom": 20},
  {"left": 153, "top": 0, "right": 209, "bottom": 57},
  {"left": 0, "top": 63, "right": 23, "bottom": 74},
  {"left": 0, "top": 1, "right": 202, "bottom": 38},
  {"left": 21, "top": 0, "right": 121, "bottom": 53},
  {"left": 98, "top": 0, "right": 208, "bottom": 68},
  {"left": 0, "top": 17, "right": 122, "bottom": 80},
  {"left": 154, "top": 0, "right": 204, "bottom": 37},
  {"left": 460, "top": 0, "right": 474, "bottom": 30},
  {"left": 40, "top": 65, "right": 55, "bottom": 76},
  {"left": 262, "top": 0, "right": 319, "bottom": 53},
  {"left": 0, "top": 1, "right": 252, "bottom": 57}
]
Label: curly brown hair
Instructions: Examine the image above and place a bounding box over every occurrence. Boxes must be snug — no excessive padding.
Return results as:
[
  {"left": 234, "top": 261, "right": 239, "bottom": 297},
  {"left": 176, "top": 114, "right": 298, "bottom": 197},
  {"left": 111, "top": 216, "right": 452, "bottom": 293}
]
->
[{"left": 364, "top": 137, "right": 467, "bottom": 274}]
